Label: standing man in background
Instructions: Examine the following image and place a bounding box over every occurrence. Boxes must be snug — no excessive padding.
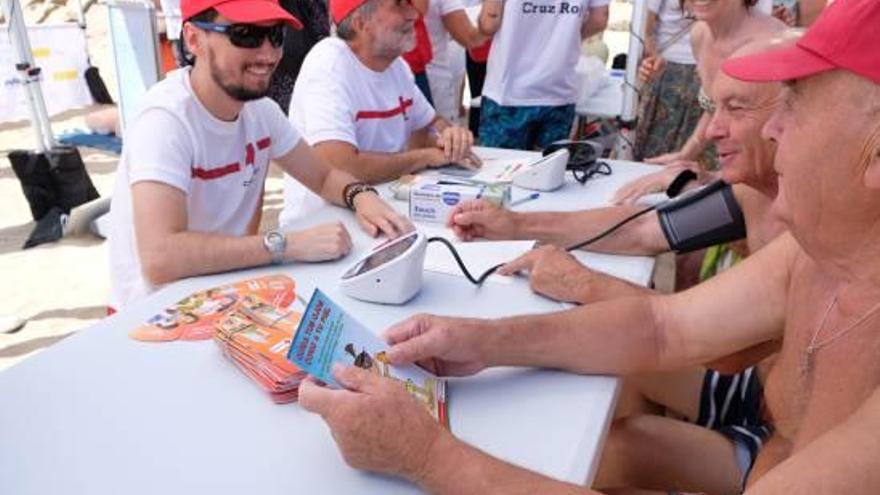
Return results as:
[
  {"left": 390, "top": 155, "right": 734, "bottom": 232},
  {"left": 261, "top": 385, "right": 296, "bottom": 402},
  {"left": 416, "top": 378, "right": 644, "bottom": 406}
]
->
[{"left": 477, "top": 0, "right": 609, "bottom": 150}]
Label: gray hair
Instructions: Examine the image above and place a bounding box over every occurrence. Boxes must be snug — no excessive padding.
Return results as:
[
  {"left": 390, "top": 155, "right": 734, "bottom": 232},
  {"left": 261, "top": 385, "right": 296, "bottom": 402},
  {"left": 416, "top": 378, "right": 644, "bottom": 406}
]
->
[{"left": 336, "top": 0, "right": 381, "bottom": 41}]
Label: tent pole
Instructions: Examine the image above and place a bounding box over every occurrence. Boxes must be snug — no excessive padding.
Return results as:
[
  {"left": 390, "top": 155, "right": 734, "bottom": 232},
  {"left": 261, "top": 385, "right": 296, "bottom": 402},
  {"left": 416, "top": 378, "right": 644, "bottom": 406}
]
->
[{"left": 2, "top": 0, "right": 58, "bottom": 152}]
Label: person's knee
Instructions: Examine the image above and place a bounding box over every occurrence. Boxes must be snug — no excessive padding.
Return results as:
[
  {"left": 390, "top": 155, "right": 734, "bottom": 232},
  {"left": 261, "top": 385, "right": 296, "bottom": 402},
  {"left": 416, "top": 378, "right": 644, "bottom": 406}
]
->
[{"left": 596, "top": 416, "right": 660, "bottom": 488}]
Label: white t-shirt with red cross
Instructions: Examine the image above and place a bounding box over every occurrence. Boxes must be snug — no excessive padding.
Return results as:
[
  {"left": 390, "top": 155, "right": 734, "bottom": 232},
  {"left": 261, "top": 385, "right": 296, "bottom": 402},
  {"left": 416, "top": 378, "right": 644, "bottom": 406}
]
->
[
  {"left": 108, "top": 68, "right": 300, "bottom": 309},
  {"left": 482, "top": 0, "right": 611, "bottom": 107},
  {"left": 280, "top": 37, "right": 435, "bottom": 227}
]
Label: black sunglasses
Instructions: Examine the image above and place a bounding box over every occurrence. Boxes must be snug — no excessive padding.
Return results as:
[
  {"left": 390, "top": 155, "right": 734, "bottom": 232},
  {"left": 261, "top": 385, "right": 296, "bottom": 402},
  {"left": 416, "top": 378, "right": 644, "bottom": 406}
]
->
[{"left": 191, "top": 21, "right": 286, "bottom": 49}]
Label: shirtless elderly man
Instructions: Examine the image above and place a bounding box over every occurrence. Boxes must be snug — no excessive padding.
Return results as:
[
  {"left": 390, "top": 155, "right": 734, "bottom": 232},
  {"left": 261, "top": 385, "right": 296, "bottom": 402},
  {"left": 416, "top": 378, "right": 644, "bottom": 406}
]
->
[{"left": 297, "top": 1, "right": 880, "bottom": 492}]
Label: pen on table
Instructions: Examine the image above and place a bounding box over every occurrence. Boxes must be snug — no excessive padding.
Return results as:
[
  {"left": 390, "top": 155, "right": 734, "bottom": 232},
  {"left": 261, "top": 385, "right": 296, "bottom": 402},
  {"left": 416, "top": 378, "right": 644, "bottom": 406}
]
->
[
  {"left": 476, "top": 185, "right": 486, "bottom": 200},
  {"left": 509, "top": 192, "right": 540, "bottom": 208}
]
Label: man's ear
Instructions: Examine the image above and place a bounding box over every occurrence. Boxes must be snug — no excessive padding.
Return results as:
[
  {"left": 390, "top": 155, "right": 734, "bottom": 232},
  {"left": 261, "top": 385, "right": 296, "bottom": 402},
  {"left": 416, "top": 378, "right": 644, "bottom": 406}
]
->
[
  {"left": 863, "top": 127, "right": 880, "bottom": 191},
  {"left": 182, "top": 23, "right": 205, "bottom": 60},
  {"left": 352, "top": 12, "right": 368, "bottom": 37}
]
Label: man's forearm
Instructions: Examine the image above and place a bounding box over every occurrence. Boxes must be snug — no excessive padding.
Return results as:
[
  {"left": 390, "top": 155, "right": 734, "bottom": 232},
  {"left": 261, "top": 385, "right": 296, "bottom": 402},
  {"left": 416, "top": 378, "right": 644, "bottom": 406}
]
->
[
  {"left": 678, "top": 112, "right": 712, "bottom": 161},
  {"left": 581, "top": 8, "right": 608, "bottom": 39},
  {"left": 139, "top": 231, "right": 271, "bottom": 286},
  {"left": 418, "top": 433, "right": 595, "bottom": 495},
  {"left": 514, "top": 207, "right": 668, "bottom": 255},
  {"left": 337, "top": 149, "right": 436, "bottom": 183},
  {"left": 444, "top": 10, "right": 491, "bottom": 49},
  {"left": 478, "top": 0, "right": 504, "bottom": 35},
  {"left": 575, "top": 272, "right": 655, "bottom": 304},
  {"left": 478, "top": 296, "right": 666, "bottom": 375}
]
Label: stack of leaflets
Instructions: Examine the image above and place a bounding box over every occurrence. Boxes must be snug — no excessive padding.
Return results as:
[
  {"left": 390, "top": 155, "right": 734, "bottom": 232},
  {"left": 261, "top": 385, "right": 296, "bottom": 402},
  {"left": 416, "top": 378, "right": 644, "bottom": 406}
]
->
[
  {"left": 130, "top": 274, "right": 298, "bottom": 342},
  {"left": 131, "top": 274, "right": 307, "bottom": 403},
  {"left": 287, "top": 289, "right": 448, "bottom": 425},
  {"left": 213, "top": 293, "right": 306, "bottom": 403}
]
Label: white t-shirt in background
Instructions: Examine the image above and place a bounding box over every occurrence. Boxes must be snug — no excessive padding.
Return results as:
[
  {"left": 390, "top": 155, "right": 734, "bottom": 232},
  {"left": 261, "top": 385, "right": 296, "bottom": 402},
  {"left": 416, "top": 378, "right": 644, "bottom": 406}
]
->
[
  {"left": 280, "top": 38, "right": 435, "bottom": 227},
  {"left": 108, "top": 68, "right": 300, "bottom": 308},
  {"left": 483, "top": 0, "right": 611, "bottom": 107},
  {"left": 426, "top": 0, "right": 467, "bottom": 77},
  {"left": 426, "top": 0, "right": 468, "bottom": 123},
  {"left": 647, "top": 0, "right": 695, "bottom": 65}
]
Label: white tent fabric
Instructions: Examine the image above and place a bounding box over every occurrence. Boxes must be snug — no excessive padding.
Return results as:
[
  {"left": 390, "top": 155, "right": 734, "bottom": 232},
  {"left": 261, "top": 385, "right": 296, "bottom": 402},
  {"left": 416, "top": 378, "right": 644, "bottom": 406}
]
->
[
  {"left": 0, "top": 23, "right": 92, "bottom": 124},
  {"left": 107, "top": 0, "right": 160, "bottom": 133}
]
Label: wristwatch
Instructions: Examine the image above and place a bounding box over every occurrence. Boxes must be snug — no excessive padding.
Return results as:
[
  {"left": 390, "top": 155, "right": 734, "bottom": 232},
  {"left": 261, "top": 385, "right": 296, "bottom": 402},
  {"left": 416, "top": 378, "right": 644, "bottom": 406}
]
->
[{"left": 262, "top": 230, "right": 287, "bottom": 265}]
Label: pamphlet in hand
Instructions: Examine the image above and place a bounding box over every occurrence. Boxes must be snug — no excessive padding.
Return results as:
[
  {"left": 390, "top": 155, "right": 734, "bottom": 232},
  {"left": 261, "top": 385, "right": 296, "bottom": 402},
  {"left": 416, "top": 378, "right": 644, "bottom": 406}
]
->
[{"left": 288, "top": 289, "right": 448, "bottom": 425}]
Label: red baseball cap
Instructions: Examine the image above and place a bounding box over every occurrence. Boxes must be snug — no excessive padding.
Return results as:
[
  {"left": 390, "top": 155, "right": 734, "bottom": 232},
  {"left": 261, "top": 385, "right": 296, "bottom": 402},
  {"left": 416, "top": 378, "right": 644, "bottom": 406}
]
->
[
  {"left": 722, "top": 0, "right": 880, "bottom": 85},
  {"left": 181, "top": 0, "right": 303, "bottom": 29},
  {"left": 330, "top": 0, "right": 369, "bottom": 24}
]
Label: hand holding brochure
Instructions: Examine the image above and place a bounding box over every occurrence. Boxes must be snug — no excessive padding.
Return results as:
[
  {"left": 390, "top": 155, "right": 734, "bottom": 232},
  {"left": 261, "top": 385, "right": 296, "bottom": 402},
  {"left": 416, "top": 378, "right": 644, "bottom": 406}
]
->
[{"left": 287, "top": 289, "right": 448, "bottom": 425}]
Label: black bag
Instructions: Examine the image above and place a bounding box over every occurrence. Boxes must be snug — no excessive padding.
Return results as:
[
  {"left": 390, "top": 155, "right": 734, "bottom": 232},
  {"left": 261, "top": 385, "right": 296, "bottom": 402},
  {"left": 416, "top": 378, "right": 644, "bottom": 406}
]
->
[
  {"left": 8, "top": 146, "right": 100, "bottom": 221},
  {"left": 22, "top": 206, "right": 67, "bottom": 249}
]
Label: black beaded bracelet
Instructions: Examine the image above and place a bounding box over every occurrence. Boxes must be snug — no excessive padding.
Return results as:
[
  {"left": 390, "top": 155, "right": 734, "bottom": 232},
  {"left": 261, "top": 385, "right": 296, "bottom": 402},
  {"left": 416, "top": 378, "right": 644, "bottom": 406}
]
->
[{"left": 343, "top": 182, "right": 378, "bottom": 210}]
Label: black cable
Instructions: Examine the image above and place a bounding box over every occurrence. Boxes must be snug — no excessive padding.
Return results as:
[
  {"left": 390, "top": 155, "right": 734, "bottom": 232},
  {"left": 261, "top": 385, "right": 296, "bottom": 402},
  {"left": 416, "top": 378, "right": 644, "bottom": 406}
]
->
[
  {"left": 565, "top": 204, "right": 656, "bottom": 251},
  {"left": 427, "top": 204, "right": 658, "bottom": 286},
  {"left": 427, "top": 237, "right": 504, "bottom": 285}
]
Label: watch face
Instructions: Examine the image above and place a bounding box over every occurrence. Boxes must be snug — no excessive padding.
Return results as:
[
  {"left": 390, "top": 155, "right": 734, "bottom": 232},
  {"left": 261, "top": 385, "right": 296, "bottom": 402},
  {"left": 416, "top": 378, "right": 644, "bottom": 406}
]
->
[{"left": 267, "top": 231, "right": 284, "bottom": 246}]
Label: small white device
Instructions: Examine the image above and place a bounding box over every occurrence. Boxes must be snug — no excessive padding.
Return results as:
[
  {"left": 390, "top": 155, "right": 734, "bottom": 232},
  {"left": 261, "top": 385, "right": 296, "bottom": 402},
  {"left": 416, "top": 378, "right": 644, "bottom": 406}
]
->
[
  {"left": 339, "top": 231, "right": 428, "bottom": 304},
  {"left": 512, "top": 148, "right": 569, "bottom": 191}
]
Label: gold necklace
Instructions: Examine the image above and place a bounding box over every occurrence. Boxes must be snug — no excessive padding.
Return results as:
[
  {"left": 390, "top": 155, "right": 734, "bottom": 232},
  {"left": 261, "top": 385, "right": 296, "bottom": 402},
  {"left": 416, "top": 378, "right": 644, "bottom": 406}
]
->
[{"left": 801, "top": 294, "right": 880, "bottom": 375}]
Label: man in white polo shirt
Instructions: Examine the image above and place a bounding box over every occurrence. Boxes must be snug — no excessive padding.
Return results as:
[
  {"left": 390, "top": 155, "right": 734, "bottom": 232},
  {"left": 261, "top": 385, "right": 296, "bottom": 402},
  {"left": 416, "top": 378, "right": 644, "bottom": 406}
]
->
[
  {"left": 108, "top": 0, "right": 410, "bottom": 309},
  {"left": 279, "top": 0, "right": 479, "bottom": 226},
  {"left": 478, "top": 0, "right": 609, "bottom": 150}
]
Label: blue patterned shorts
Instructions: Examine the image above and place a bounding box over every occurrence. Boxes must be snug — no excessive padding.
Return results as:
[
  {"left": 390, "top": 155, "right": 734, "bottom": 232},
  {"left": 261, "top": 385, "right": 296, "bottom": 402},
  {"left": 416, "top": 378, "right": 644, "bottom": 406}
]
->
[{"left": 479, "top": 97, "right": 575, "bottom": 150}]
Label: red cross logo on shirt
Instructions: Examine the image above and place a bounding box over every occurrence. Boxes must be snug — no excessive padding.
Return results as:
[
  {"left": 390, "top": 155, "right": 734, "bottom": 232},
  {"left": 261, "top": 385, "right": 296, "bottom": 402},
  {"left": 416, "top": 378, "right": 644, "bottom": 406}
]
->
[
  {"left": 191, "top": 136, "right": 272, "bottom": 183},
  {"left": 355, "top": 97, "right": 414, "bottom": 121}
]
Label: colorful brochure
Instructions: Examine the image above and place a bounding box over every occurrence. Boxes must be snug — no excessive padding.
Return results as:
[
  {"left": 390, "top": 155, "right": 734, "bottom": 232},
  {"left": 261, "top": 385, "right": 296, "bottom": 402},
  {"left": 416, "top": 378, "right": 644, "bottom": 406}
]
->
[
  {"left": 131, "top": 274, "right": 306, "bottom": 404},
  {"left": 130, "top": 274, "right": 297, "bottom": 342},
  {"left": 288, "top": 289, "right": 448, "bottom": 425}
]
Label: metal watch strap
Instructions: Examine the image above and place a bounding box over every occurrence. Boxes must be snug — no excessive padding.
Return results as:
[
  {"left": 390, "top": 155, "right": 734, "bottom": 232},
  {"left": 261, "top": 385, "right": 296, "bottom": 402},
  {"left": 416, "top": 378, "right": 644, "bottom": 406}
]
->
[{"left": 263, "top": 230, "right": 286, "bottom": 265}]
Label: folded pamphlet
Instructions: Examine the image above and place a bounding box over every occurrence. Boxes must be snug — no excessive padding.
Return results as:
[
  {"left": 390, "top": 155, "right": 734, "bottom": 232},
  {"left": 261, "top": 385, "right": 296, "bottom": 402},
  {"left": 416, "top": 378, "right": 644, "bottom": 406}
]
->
[{"left": 288, "top": 289, "right": 448, "bottom": 425}]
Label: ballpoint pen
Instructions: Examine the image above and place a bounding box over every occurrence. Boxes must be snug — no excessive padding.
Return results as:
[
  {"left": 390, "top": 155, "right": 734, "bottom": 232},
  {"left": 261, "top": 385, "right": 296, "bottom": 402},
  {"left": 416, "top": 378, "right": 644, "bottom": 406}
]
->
[{"left": 508, "top": 192, "right": 540, "bottom": 207}]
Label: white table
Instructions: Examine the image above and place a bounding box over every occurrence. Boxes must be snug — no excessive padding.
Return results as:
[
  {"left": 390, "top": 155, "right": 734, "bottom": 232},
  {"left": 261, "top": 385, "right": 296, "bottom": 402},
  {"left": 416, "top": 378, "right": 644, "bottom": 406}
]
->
[{"left": 0, "top": 152, "right": 660, "bottom": 495}]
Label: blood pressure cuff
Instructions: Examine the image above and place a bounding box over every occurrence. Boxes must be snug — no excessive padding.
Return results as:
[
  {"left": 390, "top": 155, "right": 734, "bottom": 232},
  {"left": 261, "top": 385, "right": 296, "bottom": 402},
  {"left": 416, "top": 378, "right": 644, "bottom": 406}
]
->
[{"left": 656, "top": 180, "right": 746, "bottom": 253}]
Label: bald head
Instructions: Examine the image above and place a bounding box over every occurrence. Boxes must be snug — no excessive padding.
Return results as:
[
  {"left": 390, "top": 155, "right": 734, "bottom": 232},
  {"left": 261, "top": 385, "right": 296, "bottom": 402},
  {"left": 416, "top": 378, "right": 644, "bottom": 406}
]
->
[{"left": 730, "top": 29, "right": 806, "bottom": 59}]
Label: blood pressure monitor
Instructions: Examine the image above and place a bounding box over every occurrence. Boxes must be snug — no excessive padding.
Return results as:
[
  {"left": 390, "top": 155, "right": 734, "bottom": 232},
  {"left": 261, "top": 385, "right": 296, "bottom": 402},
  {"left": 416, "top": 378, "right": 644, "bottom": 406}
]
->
[
  {"left": 339, "top": 231, "right": 428, "bottom": 304},
  {"left": 512, "top": 148, "right": 569, "bottom": 191}
]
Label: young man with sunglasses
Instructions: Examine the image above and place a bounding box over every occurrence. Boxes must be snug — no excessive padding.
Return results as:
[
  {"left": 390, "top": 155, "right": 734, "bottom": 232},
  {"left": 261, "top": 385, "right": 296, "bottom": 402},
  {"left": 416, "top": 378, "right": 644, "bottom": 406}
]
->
[
  {"left": 107, "top": 0, "right": 411, "bottom": 309},
  {"left": 278, "top": 0, "right": 481, "bottom": 226}
]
